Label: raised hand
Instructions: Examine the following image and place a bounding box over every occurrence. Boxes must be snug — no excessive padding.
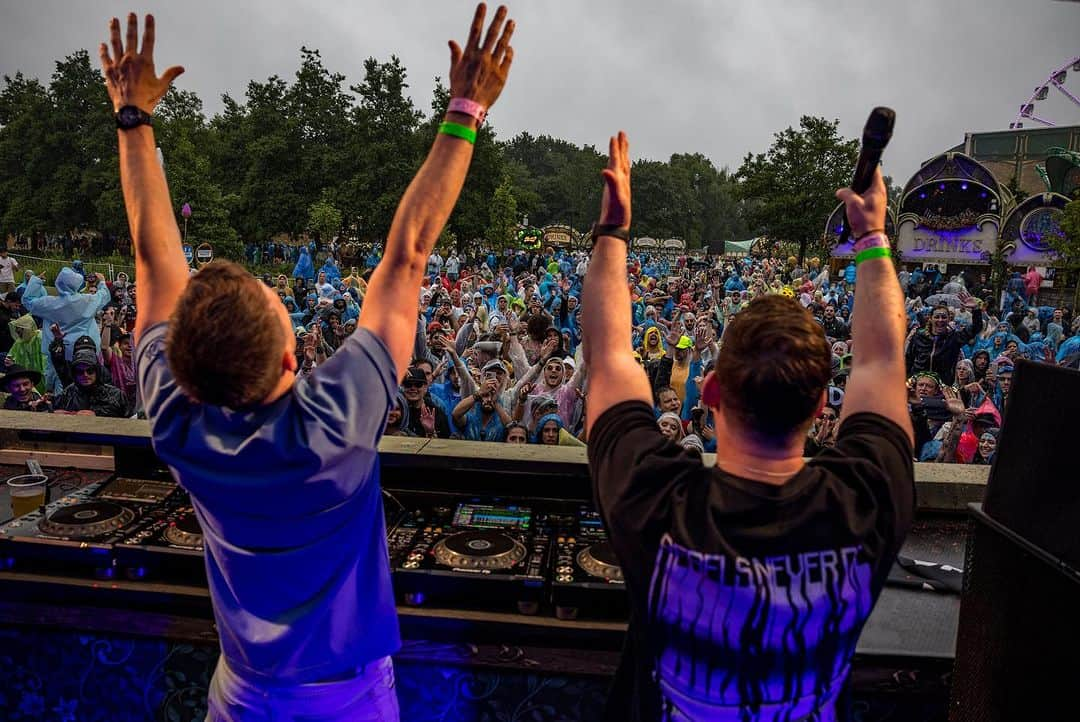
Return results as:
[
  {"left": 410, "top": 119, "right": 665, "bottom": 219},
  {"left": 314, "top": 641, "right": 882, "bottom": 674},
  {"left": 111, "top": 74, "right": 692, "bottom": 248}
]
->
[
  {"left": 835, "top": 166, "right": 887, "bottom": 240},
  {"left": 599, "top": 132, "right": 631, "bottom": 231},
  {"left": 419, "top": 404, "right": 436, "bottom": 436},
  {"left": 99, "top": 14, "right": 184, "bottom": 114},
  {"left": 448, "top": 4, "right": 515, "bottom": 111}
]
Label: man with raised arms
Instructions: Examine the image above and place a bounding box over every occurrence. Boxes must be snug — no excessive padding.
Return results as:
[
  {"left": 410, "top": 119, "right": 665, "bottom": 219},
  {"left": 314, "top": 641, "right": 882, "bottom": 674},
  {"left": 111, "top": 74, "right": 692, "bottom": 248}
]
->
[{"left": 101, "top": 7, "right": 514, "bottom": 719}]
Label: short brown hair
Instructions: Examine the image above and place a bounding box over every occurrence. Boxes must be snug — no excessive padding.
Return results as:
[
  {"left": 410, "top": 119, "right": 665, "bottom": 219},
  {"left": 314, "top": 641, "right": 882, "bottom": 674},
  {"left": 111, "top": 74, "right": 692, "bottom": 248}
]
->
[
  {"left": 166, "top": 261, "right": 283, "bottom": 408},
  {"left": 713, "top": 295, "right": 831, "bottom": 440}
]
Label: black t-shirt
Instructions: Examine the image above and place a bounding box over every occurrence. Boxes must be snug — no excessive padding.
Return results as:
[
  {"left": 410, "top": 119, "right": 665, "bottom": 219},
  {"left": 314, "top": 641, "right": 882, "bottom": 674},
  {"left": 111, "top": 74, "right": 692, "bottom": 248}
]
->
[{"left": 588, "top": 402, "right": 914, "bottom": 722}]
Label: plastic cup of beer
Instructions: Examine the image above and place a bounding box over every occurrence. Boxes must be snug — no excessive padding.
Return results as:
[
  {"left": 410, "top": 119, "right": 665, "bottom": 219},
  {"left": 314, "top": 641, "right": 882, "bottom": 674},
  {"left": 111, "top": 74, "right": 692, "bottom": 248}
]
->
[{"left": 7, "top": 474, "right": 48, "bottom": 519}]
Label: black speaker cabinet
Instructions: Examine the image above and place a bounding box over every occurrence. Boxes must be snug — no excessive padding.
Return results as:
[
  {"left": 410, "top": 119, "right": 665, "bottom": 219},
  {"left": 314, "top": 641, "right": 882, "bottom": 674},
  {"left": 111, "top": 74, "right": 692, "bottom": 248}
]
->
[
  {"left": 982, "top": 360, "right": 1080, "bottom": 570},
  {"left": 949, "top": 504, "right": 1080, "bottom": 722}
]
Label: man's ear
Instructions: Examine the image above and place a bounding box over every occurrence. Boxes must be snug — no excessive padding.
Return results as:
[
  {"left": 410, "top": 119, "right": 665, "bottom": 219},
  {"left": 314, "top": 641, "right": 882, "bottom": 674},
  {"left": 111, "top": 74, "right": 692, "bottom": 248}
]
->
[
  {"left": 701, "top": 370, "right": 721, "bottom": 408},
  {"left": 283, "top": 348, "right": 298, "bottom": 374},
  {"left": 814, "top": 388, "right": 827, "bottom": 419}
]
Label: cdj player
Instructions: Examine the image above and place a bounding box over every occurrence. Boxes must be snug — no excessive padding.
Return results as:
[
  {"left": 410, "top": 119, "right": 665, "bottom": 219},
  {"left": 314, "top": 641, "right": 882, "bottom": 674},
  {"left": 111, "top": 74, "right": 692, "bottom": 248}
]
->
[
  {"left": 549, "top": 506, "right": 628, "bottom": 620},
  {"left": 0, "top": 476, "right": 205, "bottom": 583},
  {"left": 390, "top": 500, "right": 549, "bottom": 614}
]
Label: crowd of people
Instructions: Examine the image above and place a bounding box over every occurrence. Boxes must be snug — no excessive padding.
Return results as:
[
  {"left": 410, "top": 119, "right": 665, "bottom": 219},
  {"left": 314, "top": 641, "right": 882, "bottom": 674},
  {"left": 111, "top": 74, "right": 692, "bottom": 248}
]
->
[
  {"left": 3, "top": 6, "right": 1072, "bottom": 720},
  {"left": 3, "top": 237, "right": 1078, "bottom": 464}
]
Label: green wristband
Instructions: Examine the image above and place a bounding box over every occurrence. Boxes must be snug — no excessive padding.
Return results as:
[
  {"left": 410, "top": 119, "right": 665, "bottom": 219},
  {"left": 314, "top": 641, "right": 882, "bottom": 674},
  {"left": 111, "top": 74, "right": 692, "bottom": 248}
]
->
[
  {"left": 855, "top": 246, "right": 891, "bottom": 265},
  {"left": 438, "top": 121, "right": 477, "bottom": 145}
]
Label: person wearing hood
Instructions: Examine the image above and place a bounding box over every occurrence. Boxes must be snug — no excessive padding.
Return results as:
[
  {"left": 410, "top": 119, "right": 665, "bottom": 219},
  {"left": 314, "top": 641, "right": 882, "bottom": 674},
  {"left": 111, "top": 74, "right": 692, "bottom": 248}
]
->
[
  {"left": 53, "top": 345, "right": 126, "bottom": 417},
  {"left": 383, "top": 391, "right": 413, "bottom": 437},
  {"left": 5, "top": 313, "right": 47, "bottom": 393},
  {"left": 291, "top": 246, "right": 315, "bottom": 281},
  {"left": 22, "top": 267, "right": 111, "bottom": 392},
  {"left": 111, "top": 271, "right": 135, "bottom": 306},
  {"left": 319, "top": 257, "right": 342, "bottom": 285},
  {"left": 102, "top": 328, "right": 138, "bottom": 416},
  {"left": 972, "top": 429, "right": 998, "bottom": 465},
  {"left": 531, "top": 411, "right": 583, "bottom": 446}
]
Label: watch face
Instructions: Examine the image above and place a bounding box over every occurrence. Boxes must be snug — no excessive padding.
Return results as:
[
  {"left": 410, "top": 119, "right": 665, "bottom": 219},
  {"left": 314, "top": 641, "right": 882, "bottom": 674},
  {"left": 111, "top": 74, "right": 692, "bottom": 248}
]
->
[{"left": 117, "top": 106, "right": 146, "bottom": 127}]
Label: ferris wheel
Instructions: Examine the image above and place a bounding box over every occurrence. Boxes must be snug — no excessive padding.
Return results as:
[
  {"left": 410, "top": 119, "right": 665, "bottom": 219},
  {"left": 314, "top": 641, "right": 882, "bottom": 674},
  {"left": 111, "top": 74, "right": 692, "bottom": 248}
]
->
[{"left": 1009, "top": 55, "right": 1080, "bottom": 128}]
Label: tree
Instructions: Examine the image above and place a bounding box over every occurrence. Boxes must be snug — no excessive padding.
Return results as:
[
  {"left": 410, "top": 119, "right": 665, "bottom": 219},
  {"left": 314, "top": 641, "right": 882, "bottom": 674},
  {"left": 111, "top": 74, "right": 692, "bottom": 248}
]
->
[
  {"left": 308, "top": 195, "right": 343, "bottom": 245},
  {"left": 736, "top": 116, "right": 858, "bottom": 263},
  {"left": 485, "top": 176, "right": 518, "bottom": 251},
  {"left": 1052, "top": 199, "right": 1080, "bottom": 310}
]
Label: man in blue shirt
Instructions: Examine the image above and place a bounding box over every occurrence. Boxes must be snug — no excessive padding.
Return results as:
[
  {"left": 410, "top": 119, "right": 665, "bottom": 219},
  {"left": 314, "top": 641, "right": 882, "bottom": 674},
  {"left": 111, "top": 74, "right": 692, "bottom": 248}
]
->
[{"left": 102, "top": 7, "right": 515, "bottom": 720}]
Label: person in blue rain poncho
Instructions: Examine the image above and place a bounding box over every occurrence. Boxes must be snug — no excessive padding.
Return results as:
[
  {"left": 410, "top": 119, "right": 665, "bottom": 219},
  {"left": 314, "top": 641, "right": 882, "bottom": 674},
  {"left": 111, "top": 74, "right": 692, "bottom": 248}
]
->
[
  {"left": 290, "top": 245, "right": 315, "bottom": 281},
  {"left": 21, "top": 267, "right": 111, "bottom": 392},
  {"left": 318, "top": 256, "right": 342, "bottom": 285}
]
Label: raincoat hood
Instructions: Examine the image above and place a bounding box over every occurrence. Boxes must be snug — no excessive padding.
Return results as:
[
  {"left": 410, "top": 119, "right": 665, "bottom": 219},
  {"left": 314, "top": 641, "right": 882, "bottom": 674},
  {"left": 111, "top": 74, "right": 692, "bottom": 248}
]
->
[
  {"left": 55, "top": 267, "right": 85, "bottom": 296},
  {"left": 9, "top": 313, "right": 38, "bottom": 343},
  {"left": 532, "top": 413, "right": 565, "bottom": 443}
]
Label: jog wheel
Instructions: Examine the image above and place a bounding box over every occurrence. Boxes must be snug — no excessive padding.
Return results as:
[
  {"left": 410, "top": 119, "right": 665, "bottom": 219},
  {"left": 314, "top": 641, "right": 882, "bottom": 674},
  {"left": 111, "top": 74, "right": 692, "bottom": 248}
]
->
[
  {"left": 38, "top": 502, "right": 135, "bottom": 539},
  {"left": 577, "top": 541, "right": 624, "bottom": 582},
  {"left": 432, "top": 531, "right": 526, "bottom": 570},
  {"left": 164, "top": 510, "right": 203, "bottom": 549}
]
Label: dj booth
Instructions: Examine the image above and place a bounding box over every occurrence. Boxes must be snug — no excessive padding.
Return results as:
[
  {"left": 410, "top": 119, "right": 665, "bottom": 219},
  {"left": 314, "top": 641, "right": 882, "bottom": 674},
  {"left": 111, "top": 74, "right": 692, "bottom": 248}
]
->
[{"left": 0, "top": 411, "right": 989, "bottom": 722}]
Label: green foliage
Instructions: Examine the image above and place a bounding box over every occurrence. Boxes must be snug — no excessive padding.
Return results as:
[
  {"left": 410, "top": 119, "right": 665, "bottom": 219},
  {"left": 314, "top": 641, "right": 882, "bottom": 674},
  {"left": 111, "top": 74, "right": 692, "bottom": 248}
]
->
[
  {"left": 1055, "top": 200, "right": 1080, "bottom": 308},
  {"left": 736, "top": 116, "right": 858, "bottom": 261},
  {"left": 1, "top": 45, "right": 767, "bottom": 258},
  {"left": 307, "top": 195, "right": 343, "bottom": 244},
  {"left": 485, "top": 176, "right": 518, "bottom": 251}
]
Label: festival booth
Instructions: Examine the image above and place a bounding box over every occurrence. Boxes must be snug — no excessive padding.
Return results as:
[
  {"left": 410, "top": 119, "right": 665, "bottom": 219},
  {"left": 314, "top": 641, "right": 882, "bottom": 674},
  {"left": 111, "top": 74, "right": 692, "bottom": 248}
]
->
[
  {"left": 516, "top": 226, "right": 543, "bottom": 251},
  {"left": 825, "top": 204, "right": 898, "bottom": 276},
  {"left": 631, "top": 236, "right": 659, "bottom": 253},
  {"left": 998, "top": 192, "right": 1075, "bottom": 306},
  {"left": 892, "top": 152, "right": 1004, "bottom": 280},
  {"left": 723, "top": 239, "right": 755, "bottom": 258},
  {"left": 660, "top": 237, "right": 686, "bottom": 255},
  {"left": 541, "top": 224, "right": 580, "bottom": 250}
]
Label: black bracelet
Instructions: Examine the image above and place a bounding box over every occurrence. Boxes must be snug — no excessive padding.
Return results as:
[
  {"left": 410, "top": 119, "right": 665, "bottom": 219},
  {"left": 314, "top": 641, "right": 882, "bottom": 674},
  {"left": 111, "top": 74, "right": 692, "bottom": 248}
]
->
[{"left": 592, "top": 223, "right": 631, "bottom": 243}]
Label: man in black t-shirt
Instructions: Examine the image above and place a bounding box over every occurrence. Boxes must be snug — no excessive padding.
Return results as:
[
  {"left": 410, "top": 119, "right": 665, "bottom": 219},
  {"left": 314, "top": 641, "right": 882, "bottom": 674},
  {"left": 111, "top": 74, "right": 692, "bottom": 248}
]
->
[{"left": 581, "top": 133, "right": 915, "bottom": 721}]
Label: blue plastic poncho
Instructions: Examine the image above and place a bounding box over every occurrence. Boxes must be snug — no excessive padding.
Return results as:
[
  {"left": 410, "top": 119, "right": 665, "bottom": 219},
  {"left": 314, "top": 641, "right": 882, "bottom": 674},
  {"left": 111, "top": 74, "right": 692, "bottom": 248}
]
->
[
  {"left": 291, "top": 246, "right": 315, "bottom": 280},
  {"left": 21, "top": 268, "right": 111, "bottom": 390},
  {"left": 319, "top": 258, "right": 342, "bottom": 285}
]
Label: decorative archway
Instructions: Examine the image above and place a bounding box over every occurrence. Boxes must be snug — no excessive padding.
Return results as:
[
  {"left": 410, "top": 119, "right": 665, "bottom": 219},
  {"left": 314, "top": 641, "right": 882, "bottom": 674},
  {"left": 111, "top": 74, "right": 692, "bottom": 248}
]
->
[
  {"left": 999, "top": 192, "right": 1070, "bottom": 267},
  {"left": 894, "top": 152, "right": 1003, "bottom": 266}
]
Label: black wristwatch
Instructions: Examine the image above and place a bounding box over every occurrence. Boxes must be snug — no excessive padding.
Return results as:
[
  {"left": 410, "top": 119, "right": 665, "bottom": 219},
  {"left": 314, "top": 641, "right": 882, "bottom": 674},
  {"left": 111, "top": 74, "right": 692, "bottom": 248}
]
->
[
  {"left": 591, "top": 223, "right": 631, "bottom": 243},
  {"left": 115, "top": 105, "right": 153, "bottom": 131}
]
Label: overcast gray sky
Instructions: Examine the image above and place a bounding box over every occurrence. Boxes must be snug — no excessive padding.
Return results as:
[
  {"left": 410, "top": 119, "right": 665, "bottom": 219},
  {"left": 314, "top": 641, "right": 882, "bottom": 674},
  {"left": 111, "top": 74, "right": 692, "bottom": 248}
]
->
[{"left": 2, "top": 0, "right": 1078, "bottom": 184}]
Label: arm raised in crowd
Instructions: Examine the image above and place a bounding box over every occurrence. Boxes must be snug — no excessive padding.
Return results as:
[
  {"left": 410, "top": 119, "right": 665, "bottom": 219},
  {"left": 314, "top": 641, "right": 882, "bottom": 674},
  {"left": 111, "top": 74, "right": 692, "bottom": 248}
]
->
[
  {"left": 835, "top": 168, "right": 914, "bottom": 445},
  {"left": 582, "top": 133, "right": 654, "bottom": 436},
  {"left": 360, "top": 4, "right": 515, "bottom": 382},
  {"left": 99, "top": 14, "right": 188, "bottom": 342}
]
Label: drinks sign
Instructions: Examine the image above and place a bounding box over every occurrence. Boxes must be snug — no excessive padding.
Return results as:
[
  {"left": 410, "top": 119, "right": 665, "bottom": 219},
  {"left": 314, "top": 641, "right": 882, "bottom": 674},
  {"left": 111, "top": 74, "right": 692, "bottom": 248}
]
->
[
  {"left": 195, "top": 243, "right": 214, "bottom": 266},
  {"left": 896, "top": 218, "right": 997, "bottom": 264}
]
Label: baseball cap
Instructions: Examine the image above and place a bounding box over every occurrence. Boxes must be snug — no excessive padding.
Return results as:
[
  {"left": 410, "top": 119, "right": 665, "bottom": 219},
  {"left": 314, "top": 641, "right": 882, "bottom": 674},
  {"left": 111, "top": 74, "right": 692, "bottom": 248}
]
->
[
  {"left": 482, "top": 359, "right": 508, "bottom": 374},
  {"left": 675, "top": 335, "right": 693, "bottom": 350},
  {"left": 402, "top": 368, "right": 427, "bottom": 386}
]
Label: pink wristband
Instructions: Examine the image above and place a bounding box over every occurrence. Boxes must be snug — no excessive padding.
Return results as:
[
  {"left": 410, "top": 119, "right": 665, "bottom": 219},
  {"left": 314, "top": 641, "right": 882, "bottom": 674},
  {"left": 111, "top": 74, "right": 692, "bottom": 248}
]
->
[
  {"left": 852, "top": 232, "right": 888, "bottom": 253},
  {"left": 448, "top": 97, "right": 487, "bottom": 124}
]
